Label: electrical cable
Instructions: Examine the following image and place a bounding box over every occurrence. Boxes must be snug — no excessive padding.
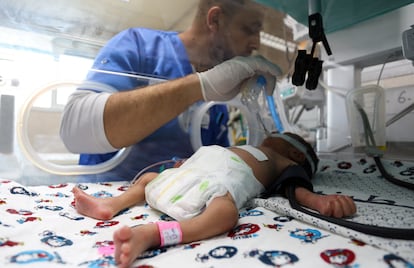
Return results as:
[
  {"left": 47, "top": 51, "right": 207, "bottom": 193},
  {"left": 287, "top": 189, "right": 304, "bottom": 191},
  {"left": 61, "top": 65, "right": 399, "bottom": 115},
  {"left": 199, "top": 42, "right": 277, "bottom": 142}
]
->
[
  {"left": 354, "top": 100, "right": 414, "bottom": 190},
  {"left": 386, "top": 102, "right": 414, "bottom": 127},
  {"left": 373, "top": 157, "right": 414, "bottom": 190},
  {"left": 293, "top": 105, "right": 306, "bottom": 124}
]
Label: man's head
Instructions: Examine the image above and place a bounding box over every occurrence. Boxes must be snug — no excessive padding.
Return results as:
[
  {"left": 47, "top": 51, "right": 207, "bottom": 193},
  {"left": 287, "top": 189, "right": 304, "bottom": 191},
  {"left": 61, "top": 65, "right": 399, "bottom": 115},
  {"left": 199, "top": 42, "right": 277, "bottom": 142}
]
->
[
  {"left": 193, "top": 0, "right": 265, "bottom": 66},
  {"left": 261, "top": 132, "right": 319, "bottom": 179}
]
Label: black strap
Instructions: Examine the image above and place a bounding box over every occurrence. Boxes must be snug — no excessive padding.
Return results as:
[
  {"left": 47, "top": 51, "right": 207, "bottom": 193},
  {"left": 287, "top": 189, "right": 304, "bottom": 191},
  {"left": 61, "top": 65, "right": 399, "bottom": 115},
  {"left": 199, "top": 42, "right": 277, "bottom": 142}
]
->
[{"left": 261, "top": 165, "right": 313, "bottom": 198}]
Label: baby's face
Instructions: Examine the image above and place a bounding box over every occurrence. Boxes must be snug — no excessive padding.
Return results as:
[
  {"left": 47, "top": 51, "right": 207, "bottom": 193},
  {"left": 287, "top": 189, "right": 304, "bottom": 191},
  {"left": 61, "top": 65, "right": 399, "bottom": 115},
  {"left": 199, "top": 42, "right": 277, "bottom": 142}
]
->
[
  {"left": 262, "top": 137, "right": 303, "bottom": 164},
  {"left": 262, "top": 137, "right": 291, "bottom": 156}
]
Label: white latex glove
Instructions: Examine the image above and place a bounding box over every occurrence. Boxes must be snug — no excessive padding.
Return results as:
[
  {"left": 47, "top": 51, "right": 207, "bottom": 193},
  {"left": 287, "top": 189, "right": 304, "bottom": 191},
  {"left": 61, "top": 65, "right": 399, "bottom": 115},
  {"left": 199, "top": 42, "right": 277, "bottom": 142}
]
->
[{"left": 197, "top": 55, "right": 282, "bottom": 101}]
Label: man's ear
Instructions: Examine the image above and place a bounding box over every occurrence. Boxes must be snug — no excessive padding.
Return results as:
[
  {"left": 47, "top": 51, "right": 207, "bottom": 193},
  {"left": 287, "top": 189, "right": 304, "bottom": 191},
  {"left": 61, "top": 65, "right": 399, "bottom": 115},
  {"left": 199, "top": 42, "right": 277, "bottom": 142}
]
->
[
  {"left": 206, "top": 6, "right": 221, "bottom": 32},
  {"left": 289, "top": 148, "right": 306, "bottom": 163}
]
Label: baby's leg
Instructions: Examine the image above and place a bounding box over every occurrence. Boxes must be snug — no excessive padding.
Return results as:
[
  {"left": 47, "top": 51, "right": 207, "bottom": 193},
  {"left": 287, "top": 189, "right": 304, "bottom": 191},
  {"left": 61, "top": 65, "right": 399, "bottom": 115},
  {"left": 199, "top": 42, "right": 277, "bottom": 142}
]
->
[
  {"left": 113, "top": 193, "right": 239, "bottom": 267},
  {"left": 113, "top": 224, "right": 159, "bottom": 268},
  {"left": 72, "top": 172, "right": 158, "bottom": 220},
  {"left": 179, "top": 193, "right": 239, "bottom": 243}
]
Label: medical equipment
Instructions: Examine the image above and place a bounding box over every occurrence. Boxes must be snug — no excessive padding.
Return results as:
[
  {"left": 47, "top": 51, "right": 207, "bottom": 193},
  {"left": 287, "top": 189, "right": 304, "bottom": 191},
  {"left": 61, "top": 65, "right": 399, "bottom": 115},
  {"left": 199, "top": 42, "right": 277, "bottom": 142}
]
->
[
  {"left": 0, "top": 94, "right": 14, "bottom": 154},
  {"left": 266, "top": 87, "right": 285, "bottom": 133},
  {"left": 190, "top": 99, "right": 261, "bottom": 150},
  {"left": 279, "top": 81, "right": 325, "bottom": 116},
  {"left": 191, "top": 74, "right": 290, "bottom": 151},
  {"left": 402, "top": 25, "right": 414, "bottom": 62},
  {"left": 345, "top": 85, "right": 386, "bottom": 150},
  {"left": 317, "top": 4, "right": 414, "bottom": 152},
  {"left": 19, "top": 82, "right": 131, "bottom": 175},
  {"left": 307, "top": 0, "right": 332, "bottom": 56},
  {"left": 356, "top": 108, "right": 414, "bottom": 190},
  {"left": 345, "top": 85, "right": 414, "bottom": 191},
  {"left": 240, "top": 75, "right": 283, "bottom": 134},
  {"left": 291, "top": 0, "right": 331, "bottom": 90},
  {"left": 240, "top": 76, "right": 270, "bottom": 134}
]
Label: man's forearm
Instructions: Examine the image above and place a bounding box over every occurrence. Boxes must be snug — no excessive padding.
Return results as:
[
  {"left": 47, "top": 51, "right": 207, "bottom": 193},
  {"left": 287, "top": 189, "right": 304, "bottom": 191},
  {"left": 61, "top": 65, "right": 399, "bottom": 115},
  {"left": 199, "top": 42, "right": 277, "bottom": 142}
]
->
[
  {"left": 104, "top": 74, "right": 203, "bottom": 148},
  {"left": 60, "top": 91, "right": 115, "bottom": 154}
]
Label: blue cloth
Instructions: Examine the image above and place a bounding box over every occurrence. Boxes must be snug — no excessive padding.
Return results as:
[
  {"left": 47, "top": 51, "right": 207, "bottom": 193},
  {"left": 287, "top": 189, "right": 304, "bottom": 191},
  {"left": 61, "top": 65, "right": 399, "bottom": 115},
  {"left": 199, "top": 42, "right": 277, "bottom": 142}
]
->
[{"left": 79, "top": 28, "right": 229, "bottom": 181}]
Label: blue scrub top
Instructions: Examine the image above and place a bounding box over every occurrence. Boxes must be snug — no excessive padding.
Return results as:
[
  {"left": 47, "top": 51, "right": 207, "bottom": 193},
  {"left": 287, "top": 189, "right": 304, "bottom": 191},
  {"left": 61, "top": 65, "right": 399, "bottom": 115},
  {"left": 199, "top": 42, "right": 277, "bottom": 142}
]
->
[{"left": 79, "top": 28, "right": 229, "bottom": 181}]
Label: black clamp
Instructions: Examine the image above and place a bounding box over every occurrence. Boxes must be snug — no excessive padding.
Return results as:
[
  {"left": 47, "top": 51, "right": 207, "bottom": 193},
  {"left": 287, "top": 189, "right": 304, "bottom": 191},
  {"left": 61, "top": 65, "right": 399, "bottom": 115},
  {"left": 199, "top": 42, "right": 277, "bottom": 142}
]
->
[{"left": 292, "top": 13, "right": 332, "bottom": 90}]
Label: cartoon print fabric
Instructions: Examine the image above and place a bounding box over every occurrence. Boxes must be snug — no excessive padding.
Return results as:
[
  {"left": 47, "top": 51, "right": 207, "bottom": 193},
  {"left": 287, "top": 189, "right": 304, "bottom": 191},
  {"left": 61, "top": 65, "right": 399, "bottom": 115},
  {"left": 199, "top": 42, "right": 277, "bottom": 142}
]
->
[{"left": 1, "top": 157, "right": 414, "bottom": 267}]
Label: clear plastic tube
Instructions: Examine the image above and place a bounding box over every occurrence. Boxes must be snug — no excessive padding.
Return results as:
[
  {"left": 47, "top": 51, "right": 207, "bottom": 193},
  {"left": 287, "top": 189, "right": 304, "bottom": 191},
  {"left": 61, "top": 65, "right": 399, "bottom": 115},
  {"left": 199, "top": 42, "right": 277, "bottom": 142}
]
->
[
  {"left": 242, "top": 75, "right": 285, "bottom": 133},
  {"left": 130, "top": 158, "right": 183, "bottom": 185},
  {"left": 266, "top": 95, "right": 284, "bottom": 133}
]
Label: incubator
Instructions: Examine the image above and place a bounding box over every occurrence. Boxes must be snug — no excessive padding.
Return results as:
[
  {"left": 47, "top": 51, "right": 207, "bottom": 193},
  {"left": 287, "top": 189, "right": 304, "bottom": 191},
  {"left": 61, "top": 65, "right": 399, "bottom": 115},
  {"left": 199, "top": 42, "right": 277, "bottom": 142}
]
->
[
  {"left": 1, "top": 1, "right": 414, "bottom": 187},
  {"left": 0, "top": 80, "right": 132, "bottom": 185},
  {"left": 2, "top": 4, "right": 414, "bottom": 266},
  {"left": 0, "top": 61, "right": 301, "bottom": 186},
  {"left": 1, "top": 59, "right": 412, "bottom": 185}
]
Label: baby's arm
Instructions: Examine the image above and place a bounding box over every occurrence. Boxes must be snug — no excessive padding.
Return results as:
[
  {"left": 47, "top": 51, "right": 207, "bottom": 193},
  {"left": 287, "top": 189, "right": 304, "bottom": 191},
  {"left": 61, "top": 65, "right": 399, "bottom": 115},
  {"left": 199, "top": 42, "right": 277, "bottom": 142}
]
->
[
  {"left": 294, "top": 187, "right": 356, "bottom": 218},
  {"left": 263, "top": 165, "right": 356, "bottom": 218}
]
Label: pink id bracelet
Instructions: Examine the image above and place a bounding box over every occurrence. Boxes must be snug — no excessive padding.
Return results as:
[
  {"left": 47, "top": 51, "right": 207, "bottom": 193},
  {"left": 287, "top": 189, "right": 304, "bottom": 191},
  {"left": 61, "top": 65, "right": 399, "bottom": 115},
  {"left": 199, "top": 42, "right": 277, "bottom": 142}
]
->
[{"left": 156, "top": 221, "right": 182, "bottom": 247}]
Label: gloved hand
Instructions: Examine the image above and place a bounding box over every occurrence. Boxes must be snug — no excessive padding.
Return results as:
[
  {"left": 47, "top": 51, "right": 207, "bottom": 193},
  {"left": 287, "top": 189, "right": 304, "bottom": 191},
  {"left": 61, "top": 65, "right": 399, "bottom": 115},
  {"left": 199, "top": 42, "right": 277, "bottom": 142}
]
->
[{"left": 197, "top": 55, "right": 282, "bottom": 101}]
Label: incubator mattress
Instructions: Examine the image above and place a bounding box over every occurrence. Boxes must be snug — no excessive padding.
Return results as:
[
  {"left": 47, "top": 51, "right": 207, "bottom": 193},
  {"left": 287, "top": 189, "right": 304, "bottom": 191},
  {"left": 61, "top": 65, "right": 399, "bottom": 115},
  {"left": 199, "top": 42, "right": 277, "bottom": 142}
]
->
[{"left": 1, "top": 157, "right": 413, "bottom": 267}]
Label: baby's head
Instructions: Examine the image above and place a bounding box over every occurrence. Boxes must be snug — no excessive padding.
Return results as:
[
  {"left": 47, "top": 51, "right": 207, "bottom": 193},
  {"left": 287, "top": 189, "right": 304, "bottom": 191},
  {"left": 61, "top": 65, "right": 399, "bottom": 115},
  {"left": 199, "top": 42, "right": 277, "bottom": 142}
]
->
[{"left": 261, "top": 132, "right": 319, "bottom": 179}]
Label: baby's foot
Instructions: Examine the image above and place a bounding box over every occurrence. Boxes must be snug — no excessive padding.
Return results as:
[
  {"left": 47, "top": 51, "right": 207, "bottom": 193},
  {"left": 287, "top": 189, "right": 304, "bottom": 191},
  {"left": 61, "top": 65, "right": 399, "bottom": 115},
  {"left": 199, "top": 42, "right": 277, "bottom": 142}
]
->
[
  {"left": 72, "top": 187, "right": 117, "bottom": 220},
  {"left": 114, "top": 225, "right": 155, "bottom": 268}
]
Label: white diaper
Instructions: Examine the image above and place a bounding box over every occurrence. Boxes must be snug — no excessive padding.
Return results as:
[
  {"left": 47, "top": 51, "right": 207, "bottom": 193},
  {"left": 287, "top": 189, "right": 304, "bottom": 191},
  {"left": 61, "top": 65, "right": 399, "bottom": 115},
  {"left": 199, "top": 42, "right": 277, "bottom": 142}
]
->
[{"left": 145, "top": 145, "right": 264, "bottom": 221}]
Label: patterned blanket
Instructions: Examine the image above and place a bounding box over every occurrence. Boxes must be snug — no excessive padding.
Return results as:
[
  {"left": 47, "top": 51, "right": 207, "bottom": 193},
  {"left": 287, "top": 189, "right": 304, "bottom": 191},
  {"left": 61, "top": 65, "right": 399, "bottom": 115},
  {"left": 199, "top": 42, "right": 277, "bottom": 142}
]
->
[{"left": 1, "top": 156, "right": 413, "bottom": 267}]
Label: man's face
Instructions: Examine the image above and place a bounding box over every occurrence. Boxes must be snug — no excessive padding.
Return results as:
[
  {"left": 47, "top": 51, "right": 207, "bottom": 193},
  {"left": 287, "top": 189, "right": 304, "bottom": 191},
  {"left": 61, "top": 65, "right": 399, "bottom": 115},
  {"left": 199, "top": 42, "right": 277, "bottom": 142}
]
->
[{"left": 210, "top": 2, "right": 264, "bottom": 62}]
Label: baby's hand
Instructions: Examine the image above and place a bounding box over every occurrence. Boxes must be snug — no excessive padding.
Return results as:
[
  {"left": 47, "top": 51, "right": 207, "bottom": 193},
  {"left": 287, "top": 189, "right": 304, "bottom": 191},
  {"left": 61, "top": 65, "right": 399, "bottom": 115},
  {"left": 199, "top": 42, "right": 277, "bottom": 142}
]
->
[
  {"left": 294, "top": 187, "right": 356, "bottom": 218},
  {"left": 313, "top": 194, "right": 356, "bottom": 218}
]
